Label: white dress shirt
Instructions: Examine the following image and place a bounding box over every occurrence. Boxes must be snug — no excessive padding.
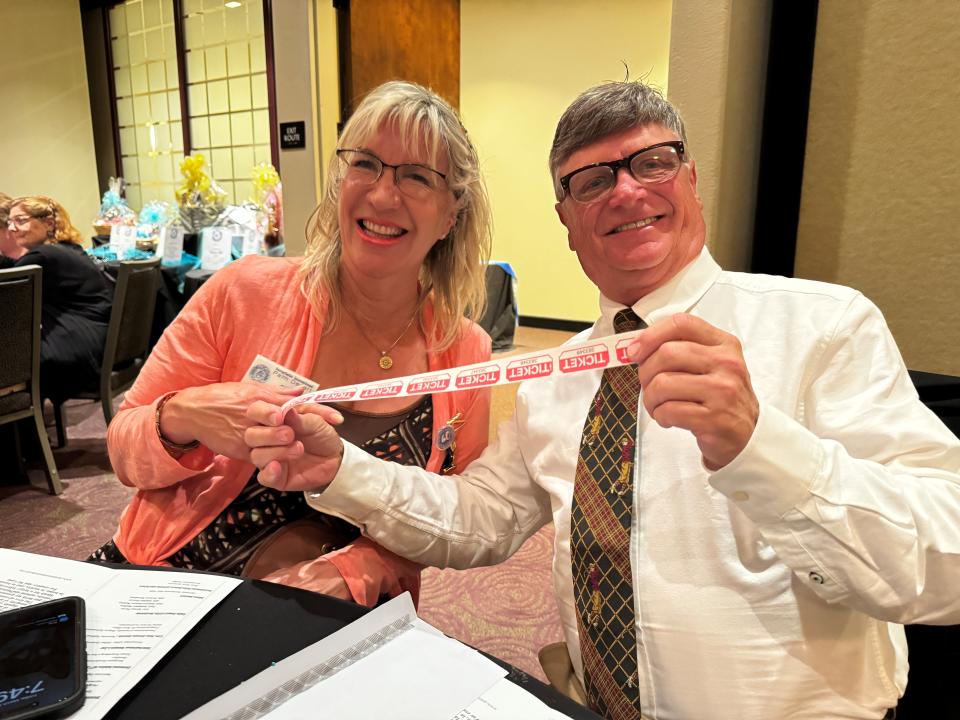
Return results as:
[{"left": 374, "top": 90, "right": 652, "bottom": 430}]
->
[{"left": 309, "top": 248, "right": 960, "bottom": 720}]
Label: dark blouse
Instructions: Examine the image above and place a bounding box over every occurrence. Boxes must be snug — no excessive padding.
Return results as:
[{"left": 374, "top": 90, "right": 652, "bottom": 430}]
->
[
  {"left": 90, "top": 395, "right": 435, "bottom": 577},
  {"left": 14, "top": 242, "right": 112, "bottom": 397}
]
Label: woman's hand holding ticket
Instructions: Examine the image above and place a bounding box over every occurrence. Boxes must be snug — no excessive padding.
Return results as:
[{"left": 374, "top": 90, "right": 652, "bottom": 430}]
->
[
  {"left": 627, "top": 313, "right": 759, "bottom": 471},
  {"left": 160, "top": 382, "right": 305, "bottom": 460},
  {"left": 244, "top": 401, "right": 346, "bottom": 491}
]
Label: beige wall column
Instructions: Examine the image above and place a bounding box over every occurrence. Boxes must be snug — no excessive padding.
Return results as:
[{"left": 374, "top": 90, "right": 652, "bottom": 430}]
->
[
  {"left": 0, "top": 0, "right": 101, "bottom": 240},
  {"left": 271, "top": 0, "right": 322, "bottom": 255},
  {"left": 796, "top": 0, "right": 960, "bottom": 375},
  {"left": 314, "top": 1, "right": 340, "bottom": 195},
  {"left": 667, "top": 0, "right": 771, "bottom": 271}
]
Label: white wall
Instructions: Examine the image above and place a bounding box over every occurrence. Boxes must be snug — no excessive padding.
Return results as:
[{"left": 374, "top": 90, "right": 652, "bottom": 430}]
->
[
  {"left": 460, "top": 0, "right": 673, "bottom": 323},
  {"left": 0, "top": 0, "right": 101, "bottom": 242}
]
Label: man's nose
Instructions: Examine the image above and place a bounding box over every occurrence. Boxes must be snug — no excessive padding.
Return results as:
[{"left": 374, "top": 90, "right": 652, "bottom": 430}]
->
[{"left": 608, "top": 167, "right": 648, "bottom": 205}]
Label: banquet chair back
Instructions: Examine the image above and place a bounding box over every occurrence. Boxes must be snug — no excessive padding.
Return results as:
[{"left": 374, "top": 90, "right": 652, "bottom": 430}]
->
[
  {"left": 479, "top": 263, "right": 517, "bottom": 351},
  {"left": 53, "top": 258, "right": 161, "bottom": 447},
  {"left": 0, "top": 265, "right": 61, "bottom": 494}
]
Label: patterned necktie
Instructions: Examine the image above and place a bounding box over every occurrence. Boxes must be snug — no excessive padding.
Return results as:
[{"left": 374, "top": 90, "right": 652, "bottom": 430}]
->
[{"left": 571, "top": 308, "right": 646, "bottom": 720}]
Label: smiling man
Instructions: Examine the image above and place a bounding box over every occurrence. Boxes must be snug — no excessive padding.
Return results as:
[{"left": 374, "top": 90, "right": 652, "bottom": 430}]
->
[{"left": 245, "top": 81, "right": 960, "bottom": 720}]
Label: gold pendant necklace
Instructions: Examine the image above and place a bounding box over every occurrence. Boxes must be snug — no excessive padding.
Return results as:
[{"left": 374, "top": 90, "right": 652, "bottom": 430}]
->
[{"left": 345, "top": 300, "right": 422, "bottom": 371}]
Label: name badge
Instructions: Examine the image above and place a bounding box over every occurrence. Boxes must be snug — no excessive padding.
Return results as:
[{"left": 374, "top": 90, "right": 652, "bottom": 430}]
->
[
  {"left": 436, "top": 411, "right": 465, "bottom": 451},
  {"left": 436, "top": 425, "right": 456, "bottom": 451}
]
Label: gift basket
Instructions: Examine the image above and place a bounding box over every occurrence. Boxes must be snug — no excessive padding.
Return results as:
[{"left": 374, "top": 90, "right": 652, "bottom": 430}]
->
[
  {"left": 135, "top": 200, "right": 175, "bottom": 252},
  {"left": 250, "top": 162, "right": 283, "bottom": 252},
  {"left": 93, "top": 177, "right": 136, "bottom": 238},
  {"left": 175, "top": 154, "right": 227, "bottom": 235}
]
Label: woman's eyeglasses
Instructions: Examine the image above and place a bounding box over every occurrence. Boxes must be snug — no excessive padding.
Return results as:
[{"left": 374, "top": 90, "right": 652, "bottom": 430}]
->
[
  {"left": 337, "top": 149, "right": 448, "bottom": 200},
  {"left": 7, "top": 215, "right": 38, "bottom": 229}
]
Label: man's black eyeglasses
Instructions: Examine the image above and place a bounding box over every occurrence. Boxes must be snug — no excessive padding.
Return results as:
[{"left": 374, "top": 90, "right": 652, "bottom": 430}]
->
[{"left": 558, "top": 140, "right": 686, "bottom": 203}]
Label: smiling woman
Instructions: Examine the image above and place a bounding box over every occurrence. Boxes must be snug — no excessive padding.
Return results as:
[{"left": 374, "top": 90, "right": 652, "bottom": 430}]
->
[
  {"left": 9, "top": 196, "right": 112, "bottom": 401},
  {"left": 304, "top": 80, "right": 491, "bottom": 352},
  {"left": 92, "top": 80, "right": 496, "bottom": 609}
]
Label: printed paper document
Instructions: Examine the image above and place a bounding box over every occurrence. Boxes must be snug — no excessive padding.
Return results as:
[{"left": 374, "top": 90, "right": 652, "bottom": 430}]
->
[{"left": 0, "top": 549, "right": 241, "bottom": 720}]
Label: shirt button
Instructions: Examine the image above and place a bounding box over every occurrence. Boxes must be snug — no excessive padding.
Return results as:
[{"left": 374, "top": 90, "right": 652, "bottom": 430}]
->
[
  {"left": 732, "top": 490, "right": 750, "bottom": 502},
  {"left": 808, "top": 571, "right": 825, "bottom": 585}
]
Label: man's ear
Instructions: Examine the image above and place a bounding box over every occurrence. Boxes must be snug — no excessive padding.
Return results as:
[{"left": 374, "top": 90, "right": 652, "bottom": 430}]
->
[
  {"left": 688, "top": 159, "right": 703, "bottom": 210},
  {"left": 555, "top": 202, "right": 575, "bottom": 251}
]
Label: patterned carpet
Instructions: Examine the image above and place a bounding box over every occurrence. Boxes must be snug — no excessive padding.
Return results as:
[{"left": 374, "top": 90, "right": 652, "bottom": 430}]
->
[{"left": 0, "top": 326, "right": 574, "bottom": 682}]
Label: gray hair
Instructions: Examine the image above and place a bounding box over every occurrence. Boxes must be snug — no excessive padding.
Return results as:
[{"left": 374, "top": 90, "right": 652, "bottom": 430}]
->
[
  {"left": 549, "top": 81, "right": 688, "bottom": 200},
  {"left": 301, "top": 80, "right": 492, "bottom": 351}
]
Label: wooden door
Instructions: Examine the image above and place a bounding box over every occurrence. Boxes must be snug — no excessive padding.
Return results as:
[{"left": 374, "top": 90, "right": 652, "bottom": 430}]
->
[{"left": 335, "top": 0, "right": 460, "bottom": 126}]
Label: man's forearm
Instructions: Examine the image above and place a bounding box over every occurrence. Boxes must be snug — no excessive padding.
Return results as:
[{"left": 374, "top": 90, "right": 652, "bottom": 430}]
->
[{"left": 308, "top": 433, "right": 552, "bottom": 570}]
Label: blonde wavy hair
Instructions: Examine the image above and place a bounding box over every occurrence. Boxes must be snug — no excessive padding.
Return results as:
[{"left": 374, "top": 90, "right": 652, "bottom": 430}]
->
[
  {"left": 300, "top": 80, "right": 492, "bottom": 351},
  {"left": 9, "top": 195, "right": 84, "bottom": 246}
]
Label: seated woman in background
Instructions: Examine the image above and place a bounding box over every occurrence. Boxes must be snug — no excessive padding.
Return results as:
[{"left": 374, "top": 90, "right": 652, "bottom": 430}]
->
[
  {"left": 0, "top": 193, "right": 25, "bottom": 267},
  {"left": 9, "top": 196, "right": 112, "bottom": 398},
  {"left": 91, "top": 80, "right": 494, "bottom": 607}
]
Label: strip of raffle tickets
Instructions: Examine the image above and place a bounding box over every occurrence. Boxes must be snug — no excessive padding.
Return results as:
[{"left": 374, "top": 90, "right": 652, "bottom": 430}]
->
[{"left": 281, "top": 329, "right": 643, "bottom": 415}]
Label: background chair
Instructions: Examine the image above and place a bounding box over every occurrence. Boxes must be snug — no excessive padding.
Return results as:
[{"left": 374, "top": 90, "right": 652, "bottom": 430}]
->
[
  {"left": 53, "top": 257, "right": 161, "bottom": 447},
  {"left": 895, "top": 368, "right": 960, "bottom": 718},
  {"left": 0, "top": 265, "right": 61, "bottom": 494},
  {"left": 479, "top": 262, "right": 518, "bottom": 351}
]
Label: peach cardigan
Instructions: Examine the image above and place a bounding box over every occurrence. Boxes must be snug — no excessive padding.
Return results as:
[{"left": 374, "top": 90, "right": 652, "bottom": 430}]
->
[{"left": 107, "top": 255, "right": 491, "bottom": 606}]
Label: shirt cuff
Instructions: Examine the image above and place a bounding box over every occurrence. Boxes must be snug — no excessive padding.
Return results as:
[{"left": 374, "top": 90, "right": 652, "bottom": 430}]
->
[
  {"left": 306, "top": 440, "right": 384, "bottom": 520},
  {"left": 709, "top": 401, "right": 825, "bottom": 522}
]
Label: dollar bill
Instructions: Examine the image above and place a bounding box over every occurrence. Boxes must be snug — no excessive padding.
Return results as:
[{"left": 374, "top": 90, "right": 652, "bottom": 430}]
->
[{"left": 244, "top": 354, "right": 319, "bottom": 392}]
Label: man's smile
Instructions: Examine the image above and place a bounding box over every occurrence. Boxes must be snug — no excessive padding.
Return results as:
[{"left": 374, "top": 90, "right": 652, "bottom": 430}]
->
[{"left": 606, "top": 215, "right": 664, "bottom": 235}]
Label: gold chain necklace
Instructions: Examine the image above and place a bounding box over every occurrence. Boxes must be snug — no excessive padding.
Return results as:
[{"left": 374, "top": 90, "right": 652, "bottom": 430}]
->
[{"left": 344, "top": 300, "right": 422, "bottom": 370}]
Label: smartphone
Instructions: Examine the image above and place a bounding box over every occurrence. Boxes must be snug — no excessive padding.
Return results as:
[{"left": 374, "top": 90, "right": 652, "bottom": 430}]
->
[{"left": 0, "top": 597, "right": 86, "bottom": 720}]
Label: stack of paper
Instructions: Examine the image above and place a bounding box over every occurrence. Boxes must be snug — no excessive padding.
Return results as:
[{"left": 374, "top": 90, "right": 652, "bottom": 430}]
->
[{"left": 184, "top": 593, "right": 570, "bottom": 720}]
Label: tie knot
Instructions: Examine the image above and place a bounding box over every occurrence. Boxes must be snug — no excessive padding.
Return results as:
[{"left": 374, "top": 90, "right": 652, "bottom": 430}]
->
[{"left": 613, "top": 308, "right": 644, "bottom": 334}]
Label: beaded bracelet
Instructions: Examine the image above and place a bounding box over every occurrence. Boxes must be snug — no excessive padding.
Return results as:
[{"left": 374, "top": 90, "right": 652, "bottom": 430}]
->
[{"left": 155, "top": 391, "right": 200, "bottom": 453}]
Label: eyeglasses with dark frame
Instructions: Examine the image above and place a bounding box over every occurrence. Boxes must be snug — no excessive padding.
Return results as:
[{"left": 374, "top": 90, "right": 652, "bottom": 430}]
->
[
  {"left": 336, "top": 148, "right": 449, "bottom": 199},
  {"left": 558, "top": 140, "right": 686, "bottom": 203}
]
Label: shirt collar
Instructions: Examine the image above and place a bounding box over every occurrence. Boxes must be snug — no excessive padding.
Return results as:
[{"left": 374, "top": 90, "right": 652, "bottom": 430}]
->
[{"left": 595, "top": 246, "right": 722, "bottom": 336}]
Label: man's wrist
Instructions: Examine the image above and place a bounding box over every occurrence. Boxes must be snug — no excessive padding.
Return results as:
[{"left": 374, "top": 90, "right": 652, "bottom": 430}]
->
[{"left": 307, "top": 440, "right": 346, "bottom": 499}]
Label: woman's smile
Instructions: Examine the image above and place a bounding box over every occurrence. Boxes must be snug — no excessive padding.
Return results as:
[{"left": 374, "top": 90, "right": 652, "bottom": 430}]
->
[{"left": 356, "top": 218, "right": 408, "bottom": 245}]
